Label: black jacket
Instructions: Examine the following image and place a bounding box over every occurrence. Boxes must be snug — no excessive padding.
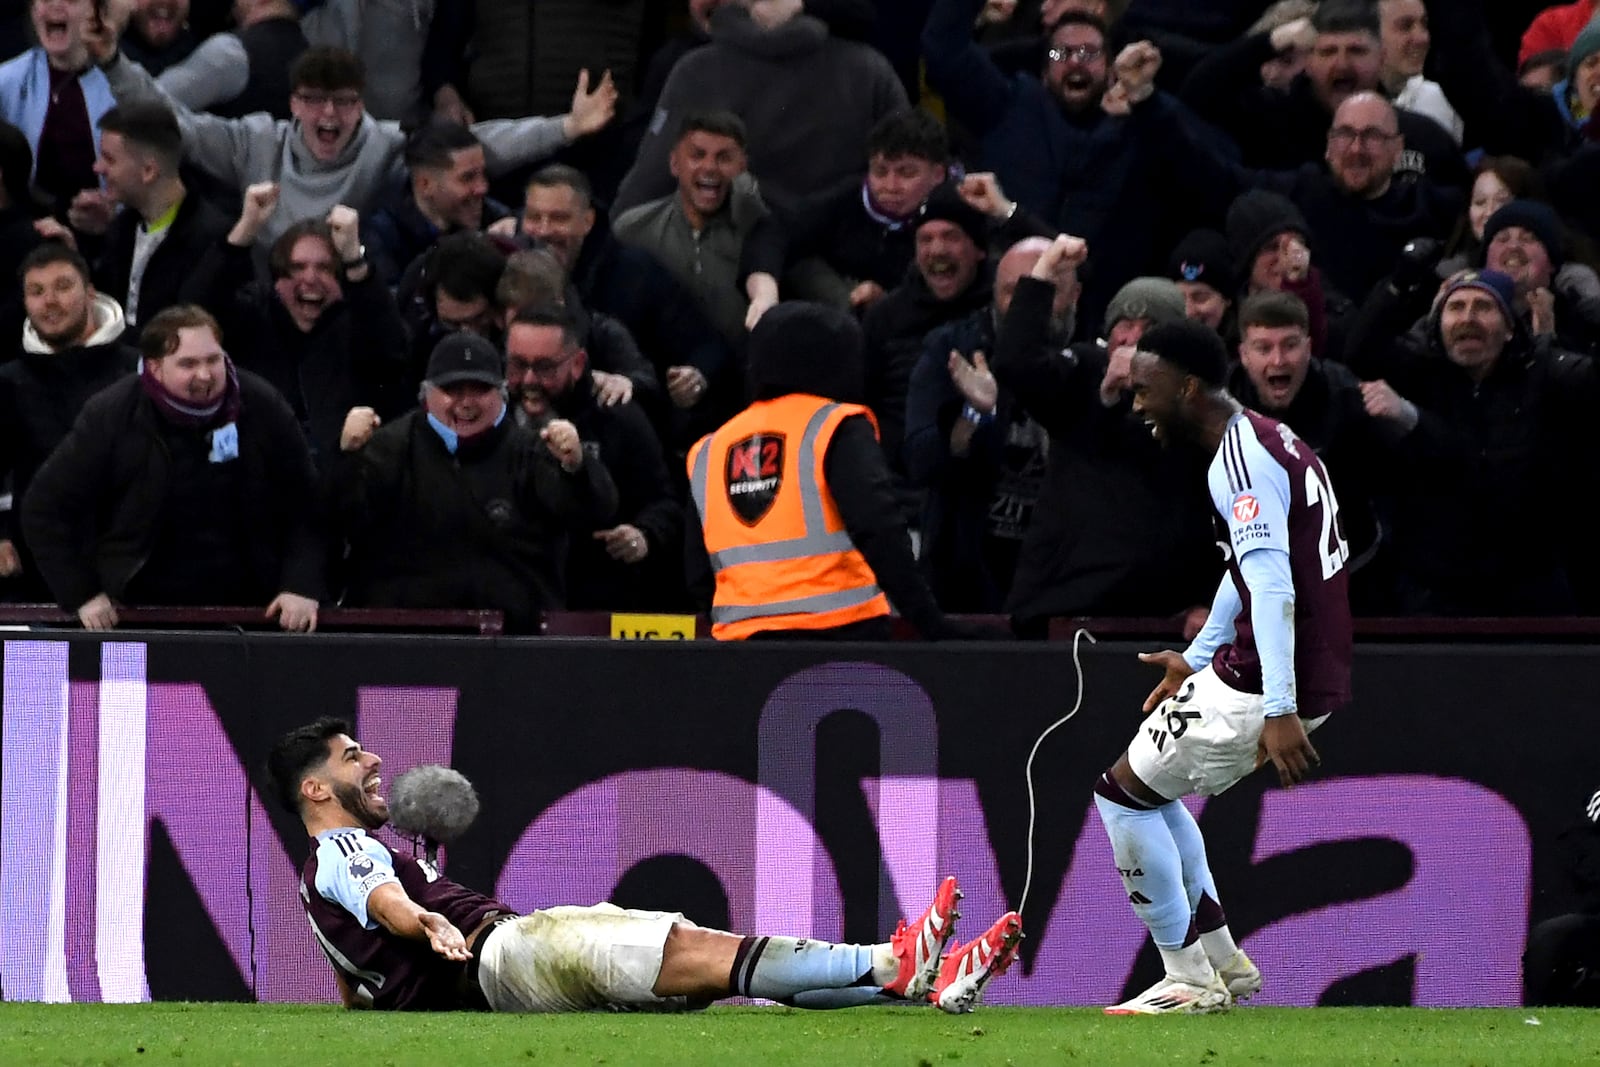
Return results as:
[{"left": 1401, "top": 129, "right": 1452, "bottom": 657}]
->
[
  {"left": 993, "top": 277, "right": 1221, "bottom": 622},
  {"left": 20, "top": 369, "right": 326, "bottom": 612},
  {"left": 365, "top": 189, "right": 512, "bottom": 287},
  {"left": 93, "top": 192, "right": 232, "bottom": 339},
  {"left": 569, "top": 211, "right": 734, "bottom": 384},
  {"left": 330, "top": 408, "right": 619, "bottom": 631},
  {"left": 545, "top": 379, "right": 687, "bottom": 612},
  {"left": 862, "top": 266, "right": 994, "bottom": 495},
  {"left": 1346, "top": 286, "right": 1599, "bottom": 614},
  {"left": 903, "top": 306, "right": 1050, "bottom": 613},
  {"left": 0, "top": 333, "right": 136, "bottom": 595},
  {"left": 207, "top": 242, "right": 411, "bottom": 469}
]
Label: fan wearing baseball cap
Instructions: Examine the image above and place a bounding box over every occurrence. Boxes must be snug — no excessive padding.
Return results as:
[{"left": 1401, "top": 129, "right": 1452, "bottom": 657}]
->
[{"left": 328, "top": 332, "right": 619, "bottom": 631}]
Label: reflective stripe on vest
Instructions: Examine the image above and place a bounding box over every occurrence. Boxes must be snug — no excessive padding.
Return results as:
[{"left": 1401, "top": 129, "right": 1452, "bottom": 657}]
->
[
  {"left": 689, "top": 399, "right": 882, "bottom": 628},
  {"left": 691, "top": 402, "right": 857, "bottom": 568},
  {"left": 710, "top": 584, "right": 884, "bottom": 624}
]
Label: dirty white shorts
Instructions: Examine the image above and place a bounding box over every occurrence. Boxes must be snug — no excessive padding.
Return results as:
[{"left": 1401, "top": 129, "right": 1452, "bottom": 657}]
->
[
  {"left": 1126, "top": 665, "right": 1328, "bottom": 798},
  {"left": 476, "top": 903, "right": 696, "bottom": 1013}
]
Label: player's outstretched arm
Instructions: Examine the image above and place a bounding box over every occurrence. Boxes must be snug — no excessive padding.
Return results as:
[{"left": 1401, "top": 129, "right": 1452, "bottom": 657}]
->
[{"left": 365, "top": 882, "right": 472, "bottom": 962}]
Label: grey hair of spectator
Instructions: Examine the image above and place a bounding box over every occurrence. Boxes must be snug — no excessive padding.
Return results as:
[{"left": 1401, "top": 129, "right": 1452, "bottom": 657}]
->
[
  {"left": 1248, "top": 0, "right": 1318, "bottom": 37},
  {"left": 497, "top": 247, "right": 568, "bottom": 313},
  {"left": 525, "top": 164, "right": 594, "bottom": 211}
]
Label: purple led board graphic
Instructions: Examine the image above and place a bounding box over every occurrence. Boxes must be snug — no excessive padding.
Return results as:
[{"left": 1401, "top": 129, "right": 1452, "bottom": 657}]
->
[{"left": 0, "top": 639, "right": 1544, "bottom": 1006}]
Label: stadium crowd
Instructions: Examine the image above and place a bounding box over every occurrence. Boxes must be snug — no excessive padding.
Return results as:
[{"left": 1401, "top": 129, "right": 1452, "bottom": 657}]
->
[{"left": 0, "top": 0, "right": 1597, "bottom": 633}]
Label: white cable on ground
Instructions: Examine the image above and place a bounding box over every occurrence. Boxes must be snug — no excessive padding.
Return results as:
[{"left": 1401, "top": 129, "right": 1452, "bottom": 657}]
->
[{"left": 1017, "top": 626, "right": 1097, "bottom": 919}]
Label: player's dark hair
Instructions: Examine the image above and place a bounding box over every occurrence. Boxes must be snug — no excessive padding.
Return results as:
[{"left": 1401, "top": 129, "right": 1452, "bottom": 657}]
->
[
  {"left": 1312, "top": 0, "right": 1380, "bottom": 40},
  {"left": 1238, "top": 290, "right": 1311, "bottom": 334},
  {"left": 267, "top": 219, "right": 336, "bottom": 280},
  {"left": 291, "top": 46, "right": 365, "bottom": 94},
  {"left": 19, "top": 240, "right": 91, "bottom": 286},
  {"left": 430, "top": 231, "right": 506, "bottom": 304},
  {"left": 526, "top": 164, "right": 593, "bottom": 210},
  {"left": 98, "top": 100, "right": 184, "bottom": 171},
  {"left": 405, "top": 121, "right": 480, "bottom": 172},
  {"left": 139, "top": 305, "right": 223, "bottom": 361},
  {"left": 677, "top": 110, "right": 747, "bottom": 150},
  {"left": 266, "top": 717, "right": 353, "bottom": 815},
  {"left": 866, "top": 109, "right": 949, "bottom": 165},
  {"left": 1139, "top": 319, "right": 1230, "bottom": 387}
]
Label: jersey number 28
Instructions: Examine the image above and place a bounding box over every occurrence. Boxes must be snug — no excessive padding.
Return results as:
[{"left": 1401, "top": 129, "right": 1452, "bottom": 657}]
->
[{"left": 1305, "top": 465, "right": 1349, "bottom": 580}]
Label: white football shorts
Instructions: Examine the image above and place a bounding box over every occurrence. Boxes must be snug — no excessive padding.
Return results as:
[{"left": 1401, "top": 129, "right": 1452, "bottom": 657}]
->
[
  {"left": 1126, "top": 665, "right": 1328, "bottom": 799},
  {"left": 476, "top": 903, "right": 695, "bottom": 1013}
]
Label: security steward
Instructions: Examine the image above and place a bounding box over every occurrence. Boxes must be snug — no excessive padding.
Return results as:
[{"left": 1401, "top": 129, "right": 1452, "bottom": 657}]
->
[{"left": 686, "top": 300, "right": 997, "bottom": 641}]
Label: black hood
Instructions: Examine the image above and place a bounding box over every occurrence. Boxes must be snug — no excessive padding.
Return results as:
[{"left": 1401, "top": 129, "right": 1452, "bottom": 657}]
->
[{"left": 748, "top": 301, "right": 865, "bottom": 404}]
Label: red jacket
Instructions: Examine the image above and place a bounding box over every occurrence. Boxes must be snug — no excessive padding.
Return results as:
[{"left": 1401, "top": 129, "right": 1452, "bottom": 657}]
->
[{"left": 1521, "top": 1, "right": 1599, "bottom": 66}]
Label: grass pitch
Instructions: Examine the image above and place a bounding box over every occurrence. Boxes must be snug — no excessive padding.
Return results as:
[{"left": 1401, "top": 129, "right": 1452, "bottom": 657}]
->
[{"left": 2, "top": 1003, "right": 1597, "bottom": 1067}]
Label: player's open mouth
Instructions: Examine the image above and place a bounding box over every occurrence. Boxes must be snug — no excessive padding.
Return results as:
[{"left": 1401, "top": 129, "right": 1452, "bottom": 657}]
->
[
  {"left": 314, "top": 123, "right": 343, "bottom": 151},
  {"left": 364, "top": 775, "right": 381, "bottom": 796}
]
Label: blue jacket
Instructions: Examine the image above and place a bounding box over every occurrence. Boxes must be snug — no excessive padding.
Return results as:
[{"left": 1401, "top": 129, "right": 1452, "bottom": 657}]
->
[{"left": 0, "top": 48, "right": 115, "bottom": 180}]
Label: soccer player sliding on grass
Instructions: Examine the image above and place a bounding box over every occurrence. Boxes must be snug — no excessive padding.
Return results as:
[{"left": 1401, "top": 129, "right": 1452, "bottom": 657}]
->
[
  {"left": 267, "top": 717, "right": 1023, "bottom": 1014},
  {"left": 1082, "top": 301, "right": 1352, "bottom": 1015}
]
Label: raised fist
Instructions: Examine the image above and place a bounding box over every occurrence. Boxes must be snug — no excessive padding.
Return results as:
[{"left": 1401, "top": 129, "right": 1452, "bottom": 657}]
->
[
  {"left": 326, "top": 204, "right": 361, "bottom": 263},
  {"left": 541, "top": 418, "right": 583, "bottom": 469},
  {"left": 340, "top": 406, "right": 381, "bottom": 452}
]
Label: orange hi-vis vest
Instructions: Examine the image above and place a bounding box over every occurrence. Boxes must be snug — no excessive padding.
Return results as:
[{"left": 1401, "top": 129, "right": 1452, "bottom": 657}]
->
[{"left": 688, "top": 393, "right": 891, "bottom": 640}]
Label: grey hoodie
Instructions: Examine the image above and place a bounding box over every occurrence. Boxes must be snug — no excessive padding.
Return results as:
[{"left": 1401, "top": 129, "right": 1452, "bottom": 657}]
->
[{"left": 102, "top": 50, "right": 571, "bottom": 248}]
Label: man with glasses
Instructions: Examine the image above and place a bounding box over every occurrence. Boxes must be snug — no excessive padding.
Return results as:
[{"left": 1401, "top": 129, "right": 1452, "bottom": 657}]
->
[
  {"left": 925, "top": 0, "right": 1233, "bottom": 333},
  {"left": 1178, "top": 91, "right": 1460, "bottom": 302},
  {"left": 1180, "top": 0, "right": 1466, "bottom": 188},
  {"left": 330, "top": 332, "right": 618, "bottom": 632},
  {"left": 84, "top": 11, "right": 618, "bottom": 251},
  {"left": 505, "top": 304, "right": 686, "bottom": 612}
]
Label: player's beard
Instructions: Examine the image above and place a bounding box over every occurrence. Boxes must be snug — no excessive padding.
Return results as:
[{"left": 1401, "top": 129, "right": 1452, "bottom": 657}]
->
[{"left": 332, "top": 779, "right": 389, "bottom": 830}]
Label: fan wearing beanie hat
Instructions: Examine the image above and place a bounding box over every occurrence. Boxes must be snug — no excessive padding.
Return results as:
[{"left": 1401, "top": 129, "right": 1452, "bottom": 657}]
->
[
  {"left": 1433, "top": 269, "right": 1519, "bottom": 379},
  {"left": 1563, "top": 15, "right": 1600, "bottom": 129},
  {"left": 1103, "top": 277, "right": 1187, "bottom": 342},
  {"left": 1167, "top": 229, "right": 1235, "bottom": 333},
  {"left": 1481, "top": 199, "right": 1565, "bottom": 296}
]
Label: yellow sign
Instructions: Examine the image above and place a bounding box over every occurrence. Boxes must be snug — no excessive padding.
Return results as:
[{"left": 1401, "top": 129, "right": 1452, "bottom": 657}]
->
[{"left": 610, "top": 613, "right": 697, "bottom": 640}]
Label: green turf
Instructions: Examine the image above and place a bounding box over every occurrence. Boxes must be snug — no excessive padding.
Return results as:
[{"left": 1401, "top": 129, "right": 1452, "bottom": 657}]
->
[{"left": 3, "top": 1004, "right": 1599, "bottom": 1067}]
